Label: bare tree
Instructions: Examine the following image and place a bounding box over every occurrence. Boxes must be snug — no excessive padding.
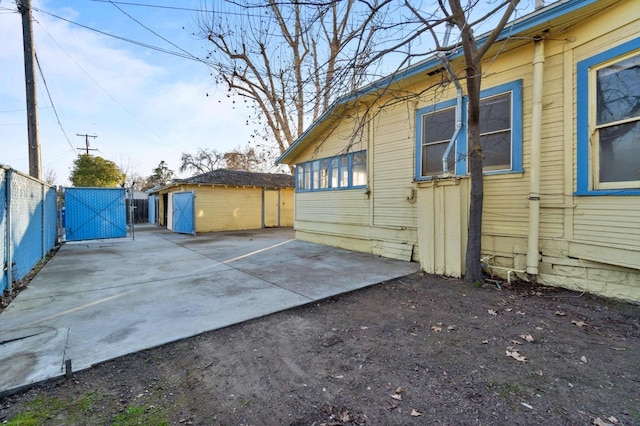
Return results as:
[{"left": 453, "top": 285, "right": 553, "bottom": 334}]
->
[
  {"left": 202, "top": 0, "right": 522, "bottom": 282},
  {"left": 180, "top": 145, "right": 284, "bottom": 174},
  {"left": 43, "top": 167, "right": 57, "bottom": 186},
  {"left": 198, "top": 0, "right": 392, "bottom": 164},
  {"left": 179, "top": 149, "right": 225, "bottom": 174}
]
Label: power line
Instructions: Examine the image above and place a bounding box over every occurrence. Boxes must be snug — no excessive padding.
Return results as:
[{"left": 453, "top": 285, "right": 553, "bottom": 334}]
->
[
  {"left": 34, "top": 48, "right": 75, "bottom": 152},
  {"left": 33, "top": 18, "right": 187, "bottom": 154},
  {"left": 33, "top": 7, "right": 211, "bottom": 65},
  {"left": 105, "top": 0, "right": 200, "bottom": 63}
]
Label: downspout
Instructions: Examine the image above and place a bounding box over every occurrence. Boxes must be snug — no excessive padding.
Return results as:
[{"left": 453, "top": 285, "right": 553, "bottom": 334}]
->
[
  {"left": 527, "top": 38, "right": 545, "bottom": 276},
  {"left": 438, "top": 24, "right": 463, "bottom": 177}
]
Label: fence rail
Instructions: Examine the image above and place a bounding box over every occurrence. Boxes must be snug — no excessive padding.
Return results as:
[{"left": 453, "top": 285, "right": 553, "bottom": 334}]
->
[{"left": 1, "top": 166, "right": 58, "bottom": 294}]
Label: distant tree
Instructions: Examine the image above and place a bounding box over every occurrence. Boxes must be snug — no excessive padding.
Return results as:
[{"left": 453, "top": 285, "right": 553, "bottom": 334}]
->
[
  {"left": 69, "top": 154, "right": 125, "bottom": 187},
  {"left": 179, "top": 149, "right": 225, "bottom": 174},
  {"left": 147, "top": 160, "right": 175, "bottom": 187},
  {"left": 180, "top": 146, "right": 282, "bottom": 174},
  {"left": 43, "top": 167, "right": 57, "bottom": 186},
  {"left": 117, "top": 157, "right": 145, "bottom": 190}
]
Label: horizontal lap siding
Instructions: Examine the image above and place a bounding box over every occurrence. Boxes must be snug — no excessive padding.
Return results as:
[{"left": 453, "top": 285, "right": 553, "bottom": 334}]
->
[
  {"left": 295, "top": 191, "right": 369, "bottom": 225},
  {"left": 196, "top": 187, "right": 263, "bottom": 232},
  {"left": 573, "top": 198, "right": 640, "bottom": 248},
  {"left": 538, "top": 53, "right": 566, "bottom": 238},
  {"left": 372, "top": 104, "right": 417, "bottom": 229},
  {"left": 481, "top": 52, "right": 534, "bottom": 239}
]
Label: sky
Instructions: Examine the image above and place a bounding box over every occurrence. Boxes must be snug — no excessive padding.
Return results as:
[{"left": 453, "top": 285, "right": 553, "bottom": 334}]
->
[
  {"left": 1, "top": 0, "right": 540, "bottom": 186},
  {"left": 0, "top": 0, "right": 260, "bottom": 185}
]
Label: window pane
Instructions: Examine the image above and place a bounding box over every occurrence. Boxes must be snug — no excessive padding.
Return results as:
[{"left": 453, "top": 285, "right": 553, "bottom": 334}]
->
[
  {"left": 422, "top": 142, "right": 455, "bottom": 176},
  {"left": 330, "top": 158, "right": 339, "bottom": 188},
  {"left": 296, "top": 165, "right": 304, "bottom": 189},
  {"left": 303, "top": 163, "right": 310, "bottom": 190},
  {"left": 599, "top": 120, "right": 640, "bottom": 183},
  {"left": 311, "top": 160, "right": 320, "bottom": 189},
  {"left": 351, "top": 152, "right": 367, "bottom": 186},
  {"left": 480, "top": 131, "right": 511, "bottom": 170},
  {"left": 479, "top": 94, "right": 511, "bottom": 134},
  {"left": 423, "top": 108, "right": 456, "bottom": 143},
  {"left": 477, "top": 93, "right": 512, "bottom": 171},
  {"left": 318, "top": 159, "right": 329, "bottom": 189},
  {"left": 340, "top": 156, "right": 349, "bottom": 187},
  {"left": 597, "top": 54, "right": 640, "bottom": 125}
]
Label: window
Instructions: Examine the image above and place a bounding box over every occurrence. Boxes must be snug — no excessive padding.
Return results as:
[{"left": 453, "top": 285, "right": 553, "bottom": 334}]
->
[
  {"left": 577, "top": 37, "right": 640, "bottom": 195},
  {"left": 415, "top": 80, "right": 522, "bottom": 181},
  {"left": 296, "top": 151, "right": 367, "bottom": 192},
  {"left": 421, "top": 106, "right": 457, "bottom": 176},
  {"left": 478, "top": 93, "right": 512, "bottom": 171}
]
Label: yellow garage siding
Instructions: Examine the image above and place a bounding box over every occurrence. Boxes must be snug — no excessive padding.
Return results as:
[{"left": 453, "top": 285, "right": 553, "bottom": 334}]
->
[{"left": 195, "top": 186, "right": 263, "bottom": 232}]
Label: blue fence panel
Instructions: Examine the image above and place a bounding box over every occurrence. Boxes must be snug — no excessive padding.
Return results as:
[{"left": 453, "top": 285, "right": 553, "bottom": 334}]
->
[
  {"left": 0, "top": 168, "right": 6, "bottom": 293},
  {"left": 65, "top": 187, "right": 127, "bottom": 241},
  {"left": 10, "top": 173, "right": 45, "bottom": 281},
  {"left": 3, "top": 171, "right": 57, "bottom": 287},
  {"left": 172, "top": 191, "right": 195, "bottom": 235}
]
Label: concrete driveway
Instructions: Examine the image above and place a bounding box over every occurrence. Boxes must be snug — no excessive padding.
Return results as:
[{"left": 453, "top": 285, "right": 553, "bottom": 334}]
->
[{"left": 0, "top": 226, "right": 418, "bottom": 395}]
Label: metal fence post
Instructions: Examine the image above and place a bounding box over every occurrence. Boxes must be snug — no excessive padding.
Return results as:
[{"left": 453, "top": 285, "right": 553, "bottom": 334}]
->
[{"left": 5, "top": 168, "right": 12, "bottom": 292}]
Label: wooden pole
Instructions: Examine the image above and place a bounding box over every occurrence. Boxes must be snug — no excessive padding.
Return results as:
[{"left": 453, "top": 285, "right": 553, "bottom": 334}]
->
[{"left": 18, "top": 0, "right": 41, "bottom": 180}]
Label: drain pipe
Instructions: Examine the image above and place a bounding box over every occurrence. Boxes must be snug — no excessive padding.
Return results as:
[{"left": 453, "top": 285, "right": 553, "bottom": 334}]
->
[
  {"left": 527, "top": 38, "right": 545, "bottom": 276},
  {"left": 437, "top": 24, "right": 463, "bottom": 177}
]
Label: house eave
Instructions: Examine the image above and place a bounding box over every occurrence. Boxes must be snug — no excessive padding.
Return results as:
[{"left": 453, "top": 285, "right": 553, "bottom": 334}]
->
[{"left": 276, "top": 0, "right": 620, "bottom": 165}]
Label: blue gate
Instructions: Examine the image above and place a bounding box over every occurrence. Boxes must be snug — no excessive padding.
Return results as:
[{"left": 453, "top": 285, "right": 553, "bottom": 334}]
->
[
  {"left": 172, "top": 191, "right": 195, "bottom": 235},
  {"left": 64, "top": 187, "right": 127, "bottom": 241}
]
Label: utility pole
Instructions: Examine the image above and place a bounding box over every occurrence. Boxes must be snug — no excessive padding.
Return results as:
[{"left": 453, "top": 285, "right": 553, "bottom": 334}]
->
[
  {"left": 18, "top": 0, "right": 41, "bottom": 179},
  {"left": 76, "top": 133, "right": 98, "bottom": 154}
]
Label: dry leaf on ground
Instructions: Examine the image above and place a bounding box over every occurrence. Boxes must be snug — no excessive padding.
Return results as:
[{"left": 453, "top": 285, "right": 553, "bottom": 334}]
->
[
  {"left": 505, "top": 348, "right": 527, "bottom": 362},
  {"left": 431, "top": 325, "right": 442, "bottom": 332},
  {"left": 555, "top": 311, "right": 566, "bottom": 316},
  {"left": 593, "top": 417, "right": 613, "bottom": 426},
  {"left": 488, "top": 309, "right": 498, "bottom": 316},
  {"left": 519, "top": 334, "right": 534, "bottom": 342},
  {"left": 411, "top": 409, "right": 423, "bottom": 417},
  {"left": 572, "top": 320, "right": 587, "bottom": 327}
]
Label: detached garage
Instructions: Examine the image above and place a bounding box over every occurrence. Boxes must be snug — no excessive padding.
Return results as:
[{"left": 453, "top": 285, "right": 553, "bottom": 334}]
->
[{"left": 149, "top": 169, "right": 294, "bottom": 234}]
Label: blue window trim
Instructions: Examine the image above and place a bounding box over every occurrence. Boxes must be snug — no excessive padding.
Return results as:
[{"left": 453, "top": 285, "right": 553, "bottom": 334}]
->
[
  {"left": 415, "top": 98, "right": 461, "bottom": 181},
  {"left": 415, "top": 80, "right": 522, "bottom": 181},
  {"left": 295, "top": 150, "right": 367, "bottom": 192},
  {"left": 576, "top": 36, "right": 640, "bottom": 196}
]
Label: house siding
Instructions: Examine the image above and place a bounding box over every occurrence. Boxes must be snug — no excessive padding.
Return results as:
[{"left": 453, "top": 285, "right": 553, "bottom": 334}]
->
[{"left": 284, "top": 0, "right": 640, "bottom": 301}]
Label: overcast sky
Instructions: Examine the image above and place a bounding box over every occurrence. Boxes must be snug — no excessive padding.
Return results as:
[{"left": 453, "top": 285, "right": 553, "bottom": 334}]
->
[{"left": 1, "top": 0, "right": 260, "bottom": 185}]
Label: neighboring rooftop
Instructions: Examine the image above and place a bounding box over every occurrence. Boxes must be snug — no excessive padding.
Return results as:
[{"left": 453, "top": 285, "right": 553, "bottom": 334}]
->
[{"left": 175, "top": 169, "right": 294, "bottom": 188}]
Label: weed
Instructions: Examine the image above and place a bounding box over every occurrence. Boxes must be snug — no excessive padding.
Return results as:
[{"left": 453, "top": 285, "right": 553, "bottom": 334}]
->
[{"left": 112, "top": 405, "right": 169, "bottom": 426}]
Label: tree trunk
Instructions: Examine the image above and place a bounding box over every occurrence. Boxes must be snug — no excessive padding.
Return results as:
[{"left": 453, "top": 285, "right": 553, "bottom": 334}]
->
[{"left": 463, "top": 64, "right": 484, "bottom": 283}]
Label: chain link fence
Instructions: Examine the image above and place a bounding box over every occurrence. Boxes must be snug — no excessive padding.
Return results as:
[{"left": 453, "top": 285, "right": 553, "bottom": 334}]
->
[{"left": 1, "top": 166, "right": 58, "bottom": 294}]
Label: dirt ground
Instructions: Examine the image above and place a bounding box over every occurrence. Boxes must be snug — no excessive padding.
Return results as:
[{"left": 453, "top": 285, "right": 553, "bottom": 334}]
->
[{"left": 1, "top": 272, "right": 638, "bottom": 425}]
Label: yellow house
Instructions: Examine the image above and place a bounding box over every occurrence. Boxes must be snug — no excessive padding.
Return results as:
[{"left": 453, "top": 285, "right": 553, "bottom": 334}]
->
[
  {"left": 277, "top": 0, "right": 640, "bottom": 301},
  {"left": 150, "top": 169, "right": 294, "bottom": 233}
]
